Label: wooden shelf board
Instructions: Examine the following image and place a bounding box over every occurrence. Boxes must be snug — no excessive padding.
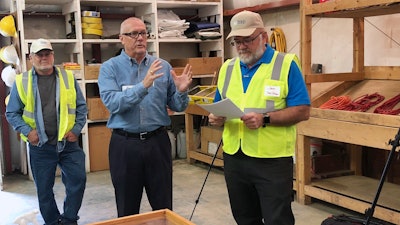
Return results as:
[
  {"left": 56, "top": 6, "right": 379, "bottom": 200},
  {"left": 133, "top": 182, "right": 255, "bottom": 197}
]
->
[
  {"left": 188, "top": 150, "right": 223, "bottom": 167},
  {"left": 25, "top": 0, "right": 73, "bottom": 5},
  {"left": 304, "top": 0, "right": 400, "bottom": 18},
  {"left": 298, "top": 117, "right": 398, "bottom": 150},
  {"left": 80, "top": 0, "right": 152, "bottom": 7},
  {"left": 305, "top": 72, "right": 364, "bottom": 84},
  {"left": 157, "top": 1, "right": 220, "bottom": 9},
  {"left": 185, "top": 104, "right": 210, "bottom": 116},
  {"left": 223, "top": 0, "right": 299, "bottom": 17},
  {"left": 305, "top": 175, "right": 400, "bottom": 224},
  {"left": 311, "top": 175, "right": 400, "bottom": 209}
]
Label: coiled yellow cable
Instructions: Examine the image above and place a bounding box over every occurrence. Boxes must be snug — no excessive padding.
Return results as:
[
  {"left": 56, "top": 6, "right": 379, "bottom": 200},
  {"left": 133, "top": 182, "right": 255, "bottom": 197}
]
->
[{"left": 269, "top": 27, "right": 287, "bottom": 52}]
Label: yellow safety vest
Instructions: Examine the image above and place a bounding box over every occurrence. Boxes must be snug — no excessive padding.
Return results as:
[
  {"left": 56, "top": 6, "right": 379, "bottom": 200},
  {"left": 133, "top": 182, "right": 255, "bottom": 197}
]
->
[
  {"left": 218, "top": 52, "right": 299, "bottom": 158},
  {"left": 15, "top": 68, "right": 77, "bottom": 142}
]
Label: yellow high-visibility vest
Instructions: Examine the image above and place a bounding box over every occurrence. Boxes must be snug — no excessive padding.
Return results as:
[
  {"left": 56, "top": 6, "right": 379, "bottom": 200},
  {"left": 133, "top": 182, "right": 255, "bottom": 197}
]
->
[
  {"left": 218, "top": 52, "right": 299, "bottom": 158},
  {"left": 15, "top": 68, "right": 76, "bottom": 142}
]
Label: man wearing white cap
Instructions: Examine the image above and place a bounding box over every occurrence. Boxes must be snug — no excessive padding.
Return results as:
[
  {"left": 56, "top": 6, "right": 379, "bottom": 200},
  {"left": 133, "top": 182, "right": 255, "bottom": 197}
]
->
[
  {"left": 209, "top": 11, "right": 310, "bottom": 225},
  {"left": 6, "top": 38, "right": 87, "bottom": 225}
]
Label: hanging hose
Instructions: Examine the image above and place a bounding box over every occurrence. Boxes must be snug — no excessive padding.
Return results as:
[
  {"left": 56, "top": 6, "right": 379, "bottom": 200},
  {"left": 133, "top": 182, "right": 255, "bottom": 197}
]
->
[
  {"left": 374, "top": 93, "right": 400, "bottom": 115},
  {"left": 319, "top": 93, "right": 386, "bottom": 112},
  {"left": 343, "top": 92, "right": 385, "bottom": 112},
  {"left": 269, "top": 27, "right": 287, "bottom": 52},
  {"left": 319, "top": 96, "right": 352, "bottom": 110}
]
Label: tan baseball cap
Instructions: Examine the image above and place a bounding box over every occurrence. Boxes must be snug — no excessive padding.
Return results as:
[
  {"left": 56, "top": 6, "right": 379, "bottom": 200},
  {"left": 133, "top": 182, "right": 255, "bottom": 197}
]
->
[
  {"left": 30, "top": 38, "right": 53, "bottom": 54},
  {"left": 226, "top": 10, "right": 266, "bottom": 39}
]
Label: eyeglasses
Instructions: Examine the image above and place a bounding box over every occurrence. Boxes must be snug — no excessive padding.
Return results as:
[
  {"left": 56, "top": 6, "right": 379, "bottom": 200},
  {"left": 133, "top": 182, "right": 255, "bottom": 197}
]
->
[
  {"left": 230, "top": 32, "right": 264, "bottom": 47},
  {"left": 122, "top": 31, "right": 149, "bottom": 39}
]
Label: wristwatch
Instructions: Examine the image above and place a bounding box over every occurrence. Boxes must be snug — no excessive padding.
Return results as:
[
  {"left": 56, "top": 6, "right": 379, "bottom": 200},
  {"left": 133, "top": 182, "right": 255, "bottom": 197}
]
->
[{"left": 262, "top": 113, "right": 270, "bottom": 127}]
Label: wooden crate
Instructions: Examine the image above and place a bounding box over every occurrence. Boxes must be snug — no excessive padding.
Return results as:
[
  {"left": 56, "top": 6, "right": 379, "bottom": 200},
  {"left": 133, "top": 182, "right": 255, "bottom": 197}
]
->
[{"left": 87, "top": 209, "right": 195, "bottom": 225}]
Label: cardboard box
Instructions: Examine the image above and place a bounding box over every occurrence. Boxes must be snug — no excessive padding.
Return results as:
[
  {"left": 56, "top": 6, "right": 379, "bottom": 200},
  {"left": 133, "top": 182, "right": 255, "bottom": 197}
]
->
[
  {"left": 87, "top": 97, "right": 110, "bottom": 120},
  {"left": 170, "top": 57, "right": 222, "bottom": 75},
  {"left": 87, "top": 209, "right": 195, "bottom": 225},
  {"left": 88, "top": 124, "right": 111, "bottom": 172},
  {"left": 201, "top": 126, "right": 223, "bottom": 159},
  {"left": 84, "top": 64, "right": 101, "bottom": 80}
]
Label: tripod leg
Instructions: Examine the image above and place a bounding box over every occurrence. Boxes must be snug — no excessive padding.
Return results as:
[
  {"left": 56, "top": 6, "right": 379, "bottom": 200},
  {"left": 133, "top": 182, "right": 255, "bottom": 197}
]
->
[
  {"left": 365, "top": 128, "right": 400, "bottom": 225},
  {"left": 189, "top": 138, "right": 223, "bottom": 221}
]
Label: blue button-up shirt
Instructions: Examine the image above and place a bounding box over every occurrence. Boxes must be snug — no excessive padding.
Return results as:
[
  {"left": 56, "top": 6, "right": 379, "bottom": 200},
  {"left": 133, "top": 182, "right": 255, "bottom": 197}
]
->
[{"left": 98, "top": 50, "right": 189, "bottom": 133}]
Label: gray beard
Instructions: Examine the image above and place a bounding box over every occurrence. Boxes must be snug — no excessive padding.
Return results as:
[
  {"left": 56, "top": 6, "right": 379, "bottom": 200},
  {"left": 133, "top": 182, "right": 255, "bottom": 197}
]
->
[{"left": 238, "top": 38, "right": 264, "bottom": 66}]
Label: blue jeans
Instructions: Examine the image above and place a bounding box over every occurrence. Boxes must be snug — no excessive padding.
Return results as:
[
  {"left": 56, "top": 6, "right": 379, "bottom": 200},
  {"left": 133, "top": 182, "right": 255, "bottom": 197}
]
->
[{"left": 29, "top": 141, "right": 86, "bottom": 225}]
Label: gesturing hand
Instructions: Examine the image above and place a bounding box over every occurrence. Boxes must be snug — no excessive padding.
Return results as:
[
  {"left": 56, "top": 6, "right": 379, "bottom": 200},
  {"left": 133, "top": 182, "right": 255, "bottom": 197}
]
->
[
  {"left": 172, "top": 64, "right": 193, "bottom": 92},
  {"left": 143, "top": 59, "right": 164, "bottom": 88}
]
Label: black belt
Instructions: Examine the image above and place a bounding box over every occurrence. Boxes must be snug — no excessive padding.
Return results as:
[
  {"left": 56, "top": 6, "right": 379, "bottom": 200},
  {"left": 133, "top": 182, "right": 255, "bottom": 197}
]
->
[{"left": 113, "top": 127, "right": 165, "bottom": 140}]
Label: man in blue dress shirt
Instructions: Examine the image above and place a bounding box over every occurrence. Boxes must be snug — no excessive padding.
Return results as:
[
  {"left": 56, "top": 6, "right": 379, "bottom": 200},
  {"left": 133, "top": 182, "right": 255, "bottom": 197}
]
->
[{"left": 98, "top": 17, "right": 193, "bottom": 217}]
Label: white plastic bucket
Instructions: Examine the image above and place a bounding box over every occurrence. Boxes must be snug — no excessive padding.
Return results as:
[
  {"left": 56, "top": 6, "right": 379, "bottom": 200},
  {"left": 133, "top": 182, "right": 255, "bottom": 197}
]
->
[
  {"left": 176, "top": 130, "right": 187, "bottom": 159},
  {"left": 167, "top": 130, "right": 176, "bottom": 159}
]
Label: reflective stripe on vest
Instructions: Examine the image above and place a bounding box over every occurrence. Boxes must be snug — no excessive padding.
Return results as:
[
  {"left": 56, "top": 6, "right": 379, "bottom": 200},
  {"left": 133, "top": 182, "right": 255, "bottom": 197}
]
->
[
  {"left": 20, "top": 69, "right": 75, "bottom": 119},
  {"left": 17, "top": 68, "right": 77, "bottom": 141},
  {"left": 218, "top": 52, "right": 296, "bottom": 157},
  {"left": 222, "top": 53, "right": 285, "bottom": 113}
]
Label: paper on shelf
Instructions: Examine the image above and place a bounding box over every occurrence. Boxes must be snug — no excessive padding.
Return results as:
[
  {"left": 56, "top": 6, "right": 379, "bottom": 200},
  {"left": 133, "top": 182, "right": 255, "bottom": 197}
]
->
[{"left": 196, "top": 98, "right": 244, "bottom": 119}]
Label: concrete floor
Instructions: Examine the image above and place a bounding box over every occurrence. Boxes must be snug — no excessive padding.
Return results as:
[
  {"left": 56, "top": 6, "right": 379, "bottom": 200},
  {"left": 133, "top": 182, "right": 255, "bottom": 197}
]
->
[{"left": 0, "top": 159, "right": 358, "bottom": 225}]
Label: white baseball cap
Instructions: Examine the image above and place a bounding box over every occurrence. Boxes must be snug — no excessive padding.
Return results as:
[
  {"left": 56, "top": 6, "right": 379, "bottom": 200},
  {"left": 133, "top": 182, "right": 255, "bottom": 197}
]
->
[
  {"left": 226, "top": 10, "right": 267, "bottom": 39},
  {"left": 30, "top": 38, "right": 53, "bottom": 54}
]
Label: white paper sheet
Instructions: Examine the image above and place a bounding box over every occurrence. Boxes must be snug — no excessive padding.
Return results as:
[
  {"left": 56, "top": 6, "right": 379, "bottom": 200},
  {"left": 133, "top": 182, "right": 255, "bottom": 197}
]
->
[{"left": 197, "top": 98, "right": 244, "bottom": 119}]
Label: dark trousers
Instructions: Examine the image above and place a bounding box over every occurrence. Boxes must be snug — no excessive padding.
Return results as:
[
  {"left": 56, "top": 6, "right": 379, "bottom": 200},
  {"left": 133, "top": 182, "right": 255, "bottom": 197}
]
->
[
  {"left": 223, "top": 150, "right": 294, "bottom": 225},
  {"left": 109, "top": 129, "right": 172, "bottom": 217}
]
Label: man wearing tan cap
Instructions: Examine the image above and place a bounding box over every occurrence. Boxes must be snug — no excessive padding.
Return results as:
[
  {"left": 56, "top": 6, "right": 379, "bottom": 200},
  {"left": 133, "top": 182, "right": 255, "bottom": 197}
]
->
[
  {"left": 6, "top": 38, "right": 87, "bottom": 225},
  {"left": 209, "top": 11, "right": 310, "bottom": 225}
]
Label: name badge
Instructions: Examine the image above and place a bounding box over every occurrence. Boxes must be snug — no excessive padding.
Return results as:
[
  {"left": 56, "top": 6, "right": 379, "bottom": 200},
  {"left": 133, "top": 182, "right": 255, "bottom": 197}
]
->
[
  {"left": 122, "top": 85, "right": 134, "bottom": 91},
  {"left": 264, "top": 86, "right": 280, "bottom": 97}
]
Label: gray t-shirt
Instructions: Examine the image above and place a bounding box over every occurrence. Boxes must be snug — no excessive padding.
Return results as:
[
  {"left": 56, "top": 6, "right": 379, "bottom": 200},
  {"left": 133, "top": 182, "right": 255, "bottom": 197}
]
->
[{"left": 37, "top": 73, "right": 58, "bottom": 145}]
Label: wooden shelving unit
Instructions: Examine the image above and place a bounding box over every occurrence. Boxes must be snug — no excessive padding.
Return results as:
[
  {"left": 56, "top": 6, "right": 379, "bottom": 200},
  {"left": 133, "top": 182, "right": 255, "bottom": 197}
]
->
[{"left": 297, "top": 1, "right": 400, "bottom": 224}]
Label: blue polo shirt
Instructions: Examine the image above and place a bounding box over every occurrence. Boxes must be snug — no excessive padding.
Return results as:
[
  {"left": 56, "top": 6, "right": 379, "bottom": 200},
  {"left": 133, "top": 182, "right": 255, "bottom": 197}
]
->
[{"left": 214, "top": 44, "right": 310, "bottom": 107}]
